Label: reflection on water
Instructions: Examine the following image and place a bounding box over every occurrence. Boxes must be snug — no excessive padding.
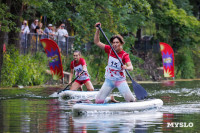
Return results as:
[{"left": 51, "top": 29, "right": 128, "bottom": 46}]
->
[
  {"left": 72, "top": 111, "right": 163, "bottom": 132},
  {"left": 0, "top": 80, "right": 200, "bottom": 132}
]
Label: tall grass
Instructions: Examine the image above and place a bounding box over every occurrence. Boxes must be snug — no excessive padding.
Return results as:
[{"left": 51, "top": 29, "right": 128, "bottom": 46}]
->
[{"left": 1, "top": 48, "right": 50, "bottom": 87}]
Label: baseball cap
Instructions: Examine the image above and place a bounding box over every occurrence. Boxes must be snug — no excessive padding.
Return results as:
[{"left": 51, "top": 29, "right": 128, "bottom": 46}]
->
[{"left": 48, "top": 24, "right": 53, "bottom": 27}]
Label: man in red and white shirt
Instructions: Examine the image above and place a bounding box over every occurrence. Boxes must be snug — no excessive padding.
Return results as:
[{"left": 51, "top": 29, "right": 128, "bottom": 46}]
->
[
  {"left": 69, "top": 50, "right": 94, "bottom": 91},
  {"left": 94, "top": 22, "right": 136, "bottom": 104}
]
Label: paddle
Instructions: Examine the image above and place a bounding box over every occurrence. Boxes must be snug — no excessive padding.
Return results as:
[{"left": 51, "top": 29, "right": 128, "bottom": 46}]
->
[
  {"left": 57, "top": 71, "right": 85, "bottom": 94},
  {"left": 96, "top": 24, "right": 148, "bottom": 100}
]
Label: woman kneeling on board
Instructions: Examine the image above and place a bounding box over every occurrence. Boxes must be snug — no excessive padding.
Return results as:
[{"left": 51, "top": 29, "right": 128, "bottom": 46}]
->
[
  {"left": 94, "top": 22, "right": 136, "bottom": 104},
  {"left": 69, "top": 50, "right": 94, "bottom": 91}
]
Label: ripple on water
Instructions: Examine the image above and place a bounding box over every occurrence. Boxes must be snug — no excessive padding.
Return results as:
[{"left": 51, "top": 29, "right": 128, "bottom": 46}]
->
[
  {"left": 150, "top": 87, "right": 200, "bottom": 96},
  {"left": 160, "top": 103, "right": 200, "bottom": 114}
]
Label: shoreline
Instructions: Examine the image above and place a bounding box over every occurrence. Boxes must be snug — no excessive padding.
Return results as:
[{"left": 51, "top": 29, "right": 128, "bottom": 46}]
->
[
  {"left": 1, "top": 78, "right": 200, "bottom": 90},
  {"left": 133, "top": 79, "right": 199, "bottom": 84}
]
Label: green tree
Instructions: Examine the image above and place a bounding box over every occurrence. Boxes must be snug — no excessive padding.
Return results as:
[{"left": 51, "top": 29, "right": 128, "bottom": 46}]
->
[
  {"left": 189, "top": 0, "right": 200, "bottom": 19},
  {"left": 0, "top": 2, "right": 15, "bottom": 84},
  {"left": 35, "top": 0, "right": 152, "bottom": 81},
  {"left": 148, "top": 0, "right": 200, "bottom": 78},
  {"left": 173, "top": 0, "right": 193, "bottom": 15}
]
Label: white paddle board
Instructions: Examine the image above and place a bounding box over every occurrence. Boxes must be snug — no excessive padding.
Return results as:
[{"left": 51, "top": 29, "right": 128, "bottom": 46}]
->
[
  {"left": 58, "top": 90, "right": 99, "bottom": 100},
  {"left": 72, "top": 99, "right": 163, "bottom": 113}
]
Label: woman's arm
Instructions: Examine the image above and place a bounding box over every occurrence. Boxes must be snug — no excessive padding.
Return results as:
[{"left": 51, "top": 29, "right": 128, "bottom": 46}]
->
[
  {"left": 69, "top": 69, "right": 74, "bottom": 83},
  {"left": 122, "top": 62, "right": 133, "bottom": 71},
  {"left": 94, "top": 22, "right": 106, "bottom": 50},
  {"left": 82, "top": 65, "right": 87, "bottom": 72}
]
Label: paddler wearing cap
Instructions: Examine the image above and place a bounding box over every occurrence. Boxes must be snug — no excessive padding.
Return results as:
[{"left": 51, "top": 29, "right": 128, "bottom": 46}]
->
[{"left": 94, "top": 22, "right": 136, "bottom": 104}]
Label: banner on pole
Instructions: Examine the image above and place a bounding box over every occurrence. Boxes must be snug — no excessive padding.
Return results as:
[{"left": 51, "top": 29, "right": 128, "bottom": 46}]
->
[
  {"left": 40, "top": 39, "right": 64, "bottom": 80},
  {"left": 160, "top": 42, "right": 175, "bottom": 78}
]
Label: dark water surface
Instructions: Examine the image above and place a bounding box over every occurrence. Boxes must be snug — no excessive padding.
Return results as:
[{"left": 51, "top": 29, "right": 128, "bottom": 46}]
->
[{"left": 0, "top": 80, "right": 200, "bottom": 132}]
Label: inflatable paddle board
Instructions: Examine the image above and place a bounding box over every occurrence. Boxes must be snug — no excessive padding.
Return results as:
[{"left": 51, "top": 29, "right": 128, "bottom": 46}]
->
[
  {"left": 58, "top": 90, "right": 99, "bottom": 100},
  {"left": 72, "top": 99, "right": 163, "bottom": 114}
]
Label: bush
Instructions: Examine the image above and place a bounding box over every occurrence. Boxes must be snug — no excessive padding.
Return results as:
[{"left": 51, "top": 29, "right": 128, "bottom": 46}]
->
[
  {"left": 1, "top": 48, "right": 49, "bottom": 87},
  {"left": 176, "top": 47, "right": 195, "bottom": 79}
]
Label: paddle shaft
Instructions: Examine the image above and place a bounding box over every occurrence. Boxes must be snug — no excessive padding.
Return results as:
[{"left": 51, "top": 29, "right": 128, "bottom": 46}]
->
[
  {"left": 58, "top": 71, "right": 85, "bottom": 93},
  {"left": 97, "top": 25, "right": 133, "bottom": 81}
]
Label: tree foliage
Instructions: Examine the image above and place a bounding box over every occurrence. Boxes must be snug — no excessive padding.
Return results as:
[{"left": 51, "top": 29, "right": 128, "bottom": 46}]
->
[
  {"left": 147, "top": 0, "right": 200, "bottom": 78},
  {"left": 0, "top": 4, "right": 16, "bottom": 32},
  {"left": 1, "top": 0, "right": 200, "bottom": 86}
]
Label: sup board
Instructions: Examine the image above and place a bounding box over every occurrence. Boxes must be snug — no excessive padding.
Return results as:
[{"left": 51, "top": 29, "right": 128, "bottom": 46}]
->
[
  {"left": 58, "top": 90, "right": 99, "bottom": 100},
  {"left": 72, "top": 99, "right": 163, "bottom": 114}
]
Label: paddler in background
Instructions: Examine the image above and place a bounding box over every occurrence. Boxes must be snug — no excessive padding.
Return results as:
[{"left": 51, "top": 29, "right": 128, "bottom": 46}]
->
[
  {"left": 69, "top": 50, "right": 118, "bottom": 103},
  {"left": 69, "top": 50, "right": 94, "bottom": 91},
  {"left": 94, "top": 22, "right": 136, "bottom": 104}
]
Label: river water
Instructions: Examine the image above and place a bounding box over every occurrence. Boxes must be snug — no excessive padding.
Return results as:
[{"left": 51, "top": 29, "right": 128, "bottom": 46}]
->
[{"left": 0, "top": 80, "right": 200, "bottom": 132}]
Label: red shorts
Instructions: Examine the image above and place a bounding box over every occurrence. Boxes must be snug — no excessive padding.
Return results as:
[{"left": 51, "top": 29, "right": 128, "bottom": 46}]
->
[{"left": 75, "top": 79, "right": 90, "bottom": 85}]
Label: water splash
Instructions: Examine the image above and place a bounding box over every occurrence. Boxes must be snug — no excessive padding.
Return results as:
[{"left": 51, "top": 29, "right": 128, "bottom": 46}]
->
[
  {"left": 160, "top": 103, "right": 200, "bottom": 114},
  {"left": 49, "top": 92, "right": 59, "bottom": 97},
  {"left": 150, "top": 87, "right": 200, "bottom": 96}
]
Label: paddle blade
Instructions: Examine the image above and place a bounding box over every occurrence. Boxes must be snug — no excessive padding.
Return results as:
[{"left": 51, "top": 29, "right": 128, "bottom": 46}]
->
[{"left": 131, "top": 80, "right": 148, "bottom": 100}]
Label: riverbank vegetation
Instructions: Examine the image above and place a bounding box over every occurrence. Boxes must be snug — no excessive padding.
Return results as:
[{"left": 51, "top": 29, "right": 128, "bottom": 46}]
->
[
  {"left": 1, "top": 48, "right": 51, "bottom": 87},
  {"left": 0, "top": 0, "right": 200, "bottom": 87}
]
